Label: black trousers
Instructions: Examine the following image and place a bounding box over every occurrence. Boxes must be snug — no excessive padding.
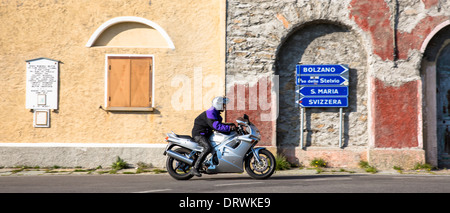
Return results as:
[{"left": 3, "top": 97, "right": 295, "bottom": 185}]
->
[{"left": 193, "top": 135, "right": 212, "bottom": 170}]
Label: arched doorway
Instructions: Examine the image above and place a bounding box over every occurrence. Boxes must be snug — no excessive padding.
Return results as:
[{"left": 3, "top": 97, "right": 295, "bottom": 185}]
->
[
  {"left": 275, "top": 21, "right": 368, "bottom": 153},
  {"left": 421, "top": 23, "right": 450, "bottom": 168},
  {"left": 436, "top": 44, "right": 450, "bottom": 167}
]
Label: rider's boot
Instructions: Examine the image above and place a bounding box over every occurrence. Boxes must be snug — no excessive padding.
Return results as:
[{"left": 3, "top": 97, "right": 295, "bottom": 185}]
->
[{"left": 190, "top": 161, "right": 202, "bottom": 177}]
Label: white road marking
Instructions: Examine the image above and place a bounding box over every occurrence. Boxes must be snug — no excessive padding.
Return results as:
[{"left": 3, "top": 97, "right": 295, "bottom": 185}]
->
[
  {"left": 133, "top": 189, "right": 172, "bottom": 193},
  {"left": 303, "top": 177, "right": 352, "bottom": 181},
  {"left": 215, "top": 182, "right": 264, "bottom": 187}
]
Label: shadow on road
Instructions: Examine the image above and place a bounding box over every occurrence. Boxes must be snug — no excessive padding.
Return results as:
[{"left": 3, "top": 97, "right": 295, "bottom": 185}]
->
[
  {"left": 270, "top": 174, "right": 358, "bottom": 180},
  {"left": 188, "top": 173, "right": 360, "bottom": 181}
]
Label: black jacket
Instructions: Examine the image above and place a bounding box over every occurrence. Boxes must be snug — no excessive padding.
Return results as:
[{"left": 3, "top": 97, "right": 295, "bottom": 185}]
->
[{"left": 191, "top": 107, "right": 231, "bottom": 137}]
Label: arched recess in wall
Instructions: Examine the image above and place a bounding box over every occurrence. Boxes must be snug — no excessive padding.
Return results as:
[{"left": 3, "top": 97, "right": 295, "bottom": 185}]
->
[
  {"left": 86, "top": 16, "right": 175, "bottom": 49},
  {"left": 274, "top": 21, "right": 368, "bottom": 149},
  {"left": 421, "top": 20, "right": 450, "bottom": 168}
]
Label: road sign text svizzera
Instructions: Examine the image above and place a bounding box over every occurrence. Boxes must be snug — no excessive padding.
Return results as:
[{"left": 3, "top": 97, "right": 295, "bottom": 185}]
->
[{"left": 297, "top": 97, "right": 348, "bottom": 108}]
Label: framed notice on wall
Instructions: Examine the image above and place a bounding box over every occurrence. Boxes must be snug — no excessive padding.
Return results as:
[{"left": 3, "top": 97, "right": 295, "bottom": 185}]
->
[
  {"left": 26, "top": 58, "right": 59, "bottom": 110},
  {"left": 34, "top": 109, "right": 50, "bottom": 128}
]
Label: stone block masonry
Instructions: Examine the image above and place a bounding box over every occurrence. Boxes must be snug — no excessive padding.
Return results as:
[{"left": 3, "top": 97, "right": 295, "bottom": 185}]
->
[{"left": 225, "top": 0, "right": 450, "bottom": 169}]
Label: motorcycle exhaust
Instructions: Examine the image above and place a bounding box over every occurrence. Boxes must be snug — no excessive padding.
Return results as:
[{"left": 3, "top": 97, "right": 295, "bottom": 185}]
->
[{"left": 166, "top": 150, "right": 194, "bottom": 165}]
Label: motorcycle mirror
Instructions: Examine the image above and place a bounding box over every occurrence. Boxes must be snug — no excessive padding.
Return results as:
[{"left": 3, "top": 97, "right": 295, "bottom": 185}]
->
[
  {"left": 243, "top": 114, "right": 250, "bottom": 123},
  {"left": 236, "top": 117, "right": 248, "bottom": 124}
]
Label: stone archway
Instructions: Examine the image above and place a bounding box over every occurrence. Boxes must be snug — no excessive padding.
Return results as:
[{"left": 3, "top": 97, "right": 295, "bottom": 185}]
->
[
  {"left": 422, "top": 23, "right": 450, "bottom": 168},
  {"left": 275, "top": 21, "right": 368, "bottom": 166}
]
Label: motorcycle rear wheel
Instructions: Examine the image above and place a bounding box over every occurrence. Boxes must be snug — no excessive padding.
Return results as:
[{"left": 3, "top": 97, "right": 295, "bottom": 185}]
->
[
  {"left": 245, "top": 149, "right": 276, "bottom": 179},
  {"left": 166, "top": 148, "right": 194, "bottom": 180}
]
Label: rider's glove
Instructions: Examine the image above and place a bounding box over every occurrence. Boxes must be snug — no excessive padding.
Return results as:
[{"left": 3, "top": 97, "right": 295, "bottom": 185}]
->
[{"left": 229, "top": 125, "right": 237, "bottom": 131}]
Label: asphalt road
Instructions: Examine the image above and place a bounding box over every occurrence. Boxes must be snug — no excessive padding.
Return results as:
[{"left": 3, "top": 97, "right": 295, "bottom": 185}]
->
[
  {"left": 1, "top": 172, "right": 450, "bottom": 193},
  {"left": 2, "top": 172, "right": 449, "bottom": 211}
]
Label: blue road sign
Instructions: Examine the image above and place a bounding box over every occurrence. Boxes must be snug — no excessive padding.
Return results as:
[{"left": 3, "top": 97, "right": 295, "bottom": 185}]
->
[
  {"left": 296, "top": 64, "right": 349, "bottom": 75},
  {"left": 296, "top": 75, "right": 348, "bottom": 86},
  {"left": 296, "top": 64, "right": 349, "bottom": 108},
  {"left": 297, "top": 97, "right": 348, "bottom": 107},
  {"left": 297, "top": 86, "right": 348, "bottom": 97}
]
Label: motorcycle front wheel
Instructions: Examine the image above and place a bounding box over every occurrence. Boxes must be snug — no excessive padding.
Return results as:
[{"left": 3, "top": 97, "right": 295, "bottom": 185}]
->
[
  {"left": 166, "top": 148, "right": 194, "bottom": 180},
  {"left": 245, "top": 149, "right": 276, "bottom": 179}
]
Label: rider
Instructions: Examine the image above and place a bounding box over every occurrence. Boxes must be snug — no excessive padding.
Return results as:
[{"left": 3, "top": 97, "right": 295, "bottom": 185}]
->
[{"left": 190, "top": 96, "right": 236, "bottom": 177}]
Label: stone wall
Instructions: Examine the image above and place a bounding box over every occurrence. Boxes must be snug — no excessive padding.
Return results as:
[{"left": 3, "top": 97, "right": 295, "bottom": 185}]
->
[
  {"left": 226, "top": 0, "right": 370, "bottom": 150},
  {"left": 225, "top": 0, "right": 449, "bottom": 168}
]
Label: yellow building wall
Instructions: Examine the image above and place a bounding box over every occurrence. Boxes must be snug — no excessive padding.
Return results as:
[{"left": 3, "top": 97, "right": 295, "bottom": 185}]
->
[{"left": 0, "top": 0, "right": 226, "bottom": 144}]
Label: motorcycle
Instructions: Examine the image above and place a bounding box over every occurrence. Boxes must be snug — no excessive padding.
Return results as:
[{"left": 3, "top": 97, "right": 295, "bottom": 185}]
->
[{"left": 163, "top": 114, "right": 276, "bottom": 180}]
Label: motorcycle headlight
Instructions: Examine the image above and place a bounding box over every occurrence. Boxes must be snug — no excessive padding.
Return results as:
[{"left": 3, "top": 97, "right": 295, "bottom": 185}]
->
[{"left": 244, "top": 126, "right": 250, "bottom": 134}]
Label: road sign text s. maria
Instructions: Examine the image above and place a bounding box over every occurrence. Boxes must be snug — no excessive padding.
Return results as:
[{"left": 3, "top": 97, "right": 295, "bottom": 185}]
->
[{"left": 298, "top": 86, "right": 348, "bottom": 97}]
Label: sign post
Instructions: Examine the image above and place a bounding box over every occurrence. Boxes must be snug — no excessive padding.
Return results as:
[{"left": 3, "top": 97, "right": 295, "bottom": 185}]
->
[{"left": 296, "top": 64, "right": 349, "bottom": 148}]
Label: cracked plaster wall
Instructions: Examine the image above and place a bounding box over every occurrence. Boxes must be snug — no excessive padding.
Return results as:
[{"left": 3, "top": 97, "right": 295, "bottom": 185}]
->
[{"left": 226, "top": 0, "right": 449, "bottom": 160}]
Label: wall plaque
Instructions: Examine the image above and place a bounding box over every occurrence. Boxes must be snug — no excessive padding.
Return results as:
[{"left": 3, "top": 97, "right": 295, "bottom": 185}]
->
[
  {"left": 34, "top": 109, "right": 50, "bottom": 128},
  {"left": 26, "top": 58, "right": 59, "bottom": 110}
]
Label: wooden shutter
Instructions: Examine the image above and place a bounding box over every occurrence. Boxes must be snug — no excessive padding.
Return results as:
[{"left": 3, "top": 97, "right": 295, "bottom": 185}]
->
[
  {"left": 130, "top": 58, "right": 152, "bottom": 107},
  {"left": 107, "top": 56, "right": 153, "bottom": 109},
  {"left": 108, "top": 58, "right": 131, "bottom": 107}
]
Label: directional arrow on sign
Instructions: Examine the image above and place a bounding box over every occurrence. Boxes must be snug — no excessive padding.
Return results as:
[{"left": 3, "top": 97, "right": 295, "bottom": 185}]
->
[
  {"left": 297, "top": 86, "right": 348, "bottom": 97},
  {"left": 296, "top": 75, "right": 349, "bottom": 86},
  {"left": 296, "top": 64, "right": 349, "bottom": 75}
]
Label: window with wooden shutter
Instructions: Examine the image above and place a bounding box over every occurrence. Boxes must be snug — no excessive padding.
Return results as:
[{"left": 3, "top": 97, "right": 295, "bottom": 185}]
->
[{"left": 106, "top": 56, "right": 153, "bottom": 111}]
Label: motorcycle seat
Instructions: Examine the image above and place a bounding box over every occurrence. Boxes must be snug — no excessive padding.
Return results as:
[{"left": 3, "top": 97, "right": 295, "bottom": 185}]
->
[{"left": 175, "top": 134, "right": 193, "bottom": 140}]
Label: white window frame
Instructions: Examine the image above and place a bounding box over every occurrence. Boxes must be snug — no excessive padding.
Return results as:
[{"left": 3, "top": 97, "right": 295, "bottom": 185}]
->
[{"left": 104, "top": 54, "right": 155, "bottom": 111}]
